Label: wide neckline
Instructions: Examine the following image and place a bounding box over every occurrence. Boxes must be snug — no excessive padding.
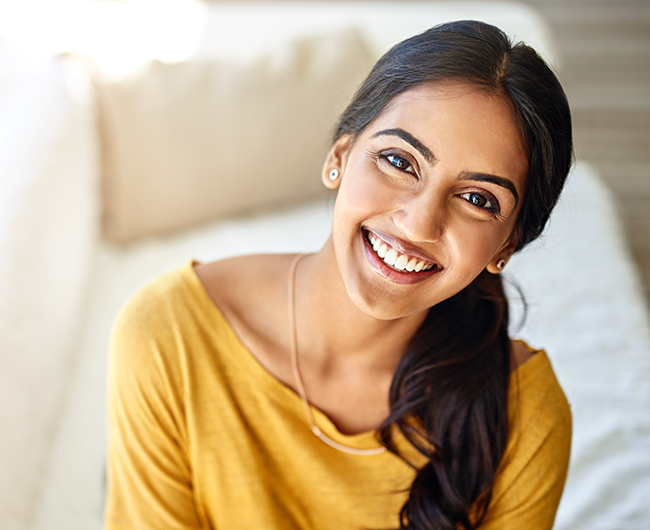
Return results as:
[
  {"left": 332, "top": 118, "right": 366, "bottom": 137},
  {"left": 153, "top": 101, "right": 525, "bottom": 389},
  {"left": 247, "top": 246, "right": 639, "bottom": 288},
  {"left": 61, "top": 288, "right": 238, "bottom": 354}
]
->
[
  {"left": 184, "top": 260, "right": 385, "bottom": 450},
  {"left": 183, "top": 259, "right": 547, "bottom": 449}
]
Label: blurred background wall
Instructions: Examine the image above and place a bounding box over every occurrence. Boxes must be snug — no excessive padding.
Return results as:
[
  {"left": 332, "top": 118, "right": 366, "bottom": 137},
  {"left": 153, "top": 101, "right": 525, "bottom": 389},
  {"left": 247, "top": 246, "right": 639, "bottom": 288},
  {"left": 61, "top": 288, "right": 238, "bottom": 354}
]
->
[{"left": 517, "top": 0, "right": 650, "bottom": 301}]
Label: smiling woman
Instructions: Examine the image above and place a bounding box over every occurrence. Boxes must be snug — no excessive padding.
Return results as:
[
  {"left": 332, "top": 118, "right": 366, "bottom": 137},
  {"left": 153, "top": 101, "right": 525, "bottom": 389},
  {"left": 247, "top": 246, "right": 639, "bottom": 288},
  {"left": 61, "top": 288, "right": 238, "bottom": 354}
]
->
[
  {"left": 105, "top": 20, "right": 573, "bottom": 530},
  {"left": 327, "top": 84, "right": 528, "bottom": 317}
]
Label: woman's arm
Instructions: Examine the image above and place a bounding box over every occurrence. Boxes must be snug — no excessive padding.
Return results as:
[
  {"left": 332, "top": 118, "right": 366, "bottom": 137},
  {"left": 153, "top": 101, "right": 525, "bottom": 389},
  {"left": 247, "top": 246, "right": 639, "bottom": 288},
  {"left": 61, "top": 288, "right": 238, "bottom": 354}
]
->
[{"left": 105, "top": 281, "right": 202, "bottom": 530}]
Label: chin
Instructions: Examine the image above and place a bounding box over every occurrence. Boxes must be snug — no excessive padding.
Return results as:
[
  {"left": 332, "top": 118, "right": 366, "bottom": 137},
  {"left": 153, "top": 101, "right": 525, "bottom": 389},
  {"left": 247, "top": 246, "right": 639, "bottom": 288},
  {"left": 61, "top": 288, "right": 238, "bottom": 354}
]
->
[{"left": 343, "top": 281, "right": 434, "bottom": 321}]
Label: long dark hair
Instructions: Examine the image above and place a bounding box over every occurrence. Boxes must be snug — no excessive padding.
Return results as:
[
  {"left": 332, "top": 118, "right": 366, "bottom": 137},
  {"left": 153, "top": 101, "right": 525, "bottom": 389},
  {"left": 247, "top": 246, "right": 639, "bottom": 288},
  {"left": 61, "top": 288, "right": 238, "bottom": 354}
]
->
[{"left": 334, "top": 21, "right": 573, "bottom": 529}]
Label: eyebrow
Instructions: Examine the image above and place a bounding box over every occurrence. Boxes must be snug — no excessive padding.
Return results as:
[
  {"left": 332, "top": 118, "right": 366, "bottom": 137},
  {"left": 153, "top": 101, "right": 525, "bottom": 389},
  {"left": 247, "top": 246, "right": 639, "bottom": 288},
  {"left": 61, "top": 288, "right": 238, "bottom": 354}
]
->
[
  {"left": 459, "top": 172, "right": 520, "bottom": 206},
  {"left": 370, "top": 128, "right": 436, "bottom": 165}
]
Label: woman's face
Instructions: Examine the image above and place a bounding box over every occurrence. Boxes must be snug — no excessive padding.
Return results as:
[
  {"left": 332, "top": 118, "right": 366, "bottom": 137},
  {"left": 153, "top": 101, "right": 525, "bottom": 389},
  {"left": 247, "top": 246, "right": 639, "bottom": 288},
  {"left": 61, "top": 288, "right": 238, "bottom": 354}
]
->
[{"left": 326, "top": 82, "right": 528, "bottom": 320}]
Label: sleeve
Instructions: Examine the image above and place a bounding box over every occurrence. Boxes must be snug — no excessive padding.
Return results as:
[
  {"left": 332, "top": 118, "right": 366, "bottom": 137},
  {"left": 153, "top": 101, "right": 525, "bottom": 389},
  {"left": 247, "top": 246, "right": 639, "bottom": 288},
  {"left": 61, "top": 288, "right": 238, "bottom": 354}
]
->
[
  {"left": 479, "top": 365, "right": 573, "bottom": 530},
  {"left": 104, "top": 283, "right": 203, "bottom": 530}
]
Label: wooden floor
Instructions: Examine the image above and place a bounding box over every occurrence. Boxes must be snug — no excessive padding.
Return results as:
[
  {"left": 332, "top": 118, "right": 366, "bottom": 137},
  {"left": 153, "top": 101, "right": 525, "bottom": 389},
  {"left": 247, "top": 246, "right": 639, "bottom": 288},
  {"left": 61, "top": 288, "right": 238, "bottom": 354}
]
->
[{"left": 517, "top": 0, "right": 650, "bottom": 303}]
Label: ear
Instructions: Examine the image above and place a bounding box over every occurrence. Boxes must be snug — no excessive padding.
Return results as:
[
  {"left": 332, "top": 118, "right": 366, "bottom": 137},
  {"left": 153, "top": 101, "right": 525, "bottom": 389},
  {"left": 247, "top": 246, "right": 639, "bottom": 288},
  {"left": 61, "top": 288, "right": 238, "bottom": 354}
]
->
[
  {"left": 486, "top": 232, "right": 519, "bottom": 274},
  {"left": 322, "top": 134, "right": 352, "bottom": 190}
]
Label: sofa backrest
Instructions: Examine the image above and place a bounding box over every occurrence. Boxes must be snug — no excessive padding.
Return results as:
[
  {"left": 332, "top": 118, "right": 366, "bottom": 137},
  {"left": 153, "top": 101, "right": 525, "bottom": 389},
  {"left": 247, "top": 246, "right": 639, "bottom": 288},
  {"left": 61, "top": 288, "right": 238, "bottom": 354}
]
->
[{"left": 93, "top": 1, "right": 556, "bottom": 243}]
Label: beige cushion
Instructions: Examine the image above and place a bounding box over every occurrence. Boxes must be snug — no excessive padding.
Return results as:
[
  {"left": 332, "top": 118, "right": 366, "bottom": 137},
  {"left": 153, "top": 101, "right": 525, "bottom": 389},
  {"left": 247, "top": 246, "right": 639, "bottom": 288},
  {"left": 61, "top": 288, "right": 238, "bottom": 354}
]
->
[{"left": 97, "top": 29, "right": 373, "bottom": 242}]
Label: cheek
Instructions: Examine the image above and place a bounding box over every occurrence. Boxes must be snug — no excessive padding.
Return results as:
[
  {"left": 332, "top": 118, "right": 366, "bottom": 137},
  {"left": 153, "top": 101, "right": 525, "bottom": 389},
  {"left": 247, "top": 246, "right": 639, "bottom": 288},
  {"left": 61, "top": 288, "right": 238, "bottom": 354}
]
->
[
  {"left": 447, "top": 214, "right": 513, "bottom": 272},
  {"left": 333, "top": 160, "right": 393, "bottom": 230}
]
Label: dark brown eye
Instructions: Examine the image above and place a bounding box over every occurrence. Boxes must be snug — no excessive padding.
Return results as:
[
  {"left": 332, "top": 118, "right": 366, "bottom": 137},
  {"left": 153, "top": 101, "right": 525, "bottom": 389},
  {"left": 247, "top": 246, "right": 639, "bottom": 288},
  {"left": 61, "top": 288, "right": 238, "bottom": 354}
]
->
[
  {"left": 386, "top": 154, "right": 410, "bottom": 170},
  {"left": 460, "top": 191, "right": 499, "bottom": 214},
  {"left": 468, "top": 192, "right": 487, "bottom": 207}
]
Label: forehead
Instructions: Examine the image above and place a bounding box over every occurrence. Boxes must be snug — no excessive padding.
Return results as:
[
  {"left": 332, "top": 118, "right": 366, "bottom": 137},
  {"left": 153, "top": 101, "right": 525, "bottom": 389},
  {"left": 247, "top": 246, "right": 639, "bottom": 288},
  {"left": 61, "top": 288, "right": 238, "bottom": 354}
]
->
[{"left": 363, "top": 82, "right": 528, "bottom": 185}]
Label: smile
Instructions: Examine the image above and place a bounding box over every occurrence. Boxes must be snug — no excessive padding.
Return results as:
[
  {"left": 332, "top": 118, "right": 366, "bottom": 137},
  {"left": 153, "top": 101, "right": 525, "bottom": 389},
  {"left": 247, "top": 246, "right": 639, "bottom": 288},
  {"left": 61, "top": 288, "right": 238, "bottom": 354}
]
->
[{"left": 364, "top": 230, "right": 440, "bottom": 273}]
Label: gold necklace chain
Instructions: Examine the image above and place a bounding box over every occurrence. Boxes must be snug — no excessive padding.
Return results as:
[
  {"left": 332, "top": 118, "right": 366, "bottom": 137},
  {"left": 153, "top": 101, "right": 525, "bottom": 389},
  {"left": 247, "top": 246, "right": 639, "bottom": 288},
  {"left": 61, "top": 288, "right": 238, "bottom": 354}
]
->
[{"left": 287, "top": 254, "right": 387, "bottom": 456}]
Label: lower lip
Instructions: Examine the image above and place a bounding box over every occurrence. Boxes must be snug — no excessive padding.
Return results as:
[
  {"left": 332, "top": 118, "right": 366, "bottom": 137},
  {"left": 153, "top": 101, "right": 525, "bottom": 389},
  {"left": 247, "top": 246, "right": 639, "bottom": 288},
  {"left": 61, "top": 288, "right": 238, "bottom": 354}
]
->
[{"left": 361, "top": 232, "right": 442, "bottom": 285}]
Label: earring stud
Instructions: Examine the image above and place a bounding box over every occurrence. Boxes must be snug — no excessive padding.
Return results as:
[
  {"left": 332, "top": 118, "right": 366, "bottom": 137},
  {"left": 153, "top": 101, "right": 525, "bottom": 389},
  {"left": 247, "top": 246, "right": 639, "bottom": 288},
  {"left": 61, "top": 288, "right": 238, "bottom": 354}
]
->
[
  {"left": 328, "top": 169, "right": 339, "bottom": 181},
  {"left": 497, "top": 259, "right": 506, "bottom": 270}
]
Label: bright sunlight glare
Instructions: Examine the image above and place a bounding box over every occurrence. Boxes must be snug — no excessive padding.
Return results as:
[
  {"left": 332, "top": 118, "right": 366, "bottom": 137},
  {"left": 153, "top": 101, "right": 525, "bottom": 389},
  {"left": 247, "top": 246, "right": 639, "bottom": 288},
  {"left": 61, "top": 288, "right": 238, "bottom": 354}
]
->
[{"left": 0, "top": 0, "right": 206, "bottom": 78}]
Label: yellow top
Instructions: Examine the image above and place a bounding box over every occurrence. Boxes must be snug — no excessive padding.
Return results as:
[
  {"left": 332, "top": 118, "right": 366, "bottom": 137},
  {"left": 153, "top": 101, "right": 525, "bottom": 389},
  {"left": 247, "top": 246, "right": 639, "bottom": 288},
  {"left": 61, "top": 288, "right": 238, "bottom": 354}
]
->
[{"left": 105, "top": 262, "right": 572, "bottom": 530}]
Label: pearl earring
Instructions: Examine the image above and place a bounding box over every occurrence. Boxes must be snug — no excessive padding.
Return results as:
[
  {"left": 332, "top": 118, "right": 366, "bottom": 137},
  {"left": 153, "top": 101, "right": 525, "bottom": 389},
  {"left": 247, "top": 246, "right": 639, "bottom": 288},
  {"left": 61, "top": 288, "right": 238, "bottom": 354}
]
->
[
  {"left": 328, "top": 169, "right": 339, "bottom": 181},
  {"left": 497, "top": 259, "right": 506, "bottom": 270}
]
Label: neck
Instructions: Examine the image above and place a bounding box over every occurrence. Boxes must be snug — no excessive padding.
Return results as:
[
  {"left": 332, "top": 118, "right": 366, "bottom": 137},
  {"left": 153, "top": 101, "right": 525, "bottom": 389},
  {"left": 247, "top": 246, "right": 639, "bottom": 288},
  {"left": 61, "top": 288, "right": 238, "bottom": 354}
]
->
[{"left": 293, "top": 239, "right": 428, "bottom": 375}]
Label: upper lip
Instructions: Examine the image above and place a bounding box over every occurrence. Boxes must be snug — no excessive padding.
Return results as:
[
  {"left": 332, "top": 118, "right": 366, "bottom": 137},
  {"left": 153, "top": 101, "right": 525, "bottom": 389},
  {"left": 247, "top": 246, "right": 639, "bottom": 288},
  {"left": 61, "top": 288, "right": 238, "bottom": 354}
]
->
[{"left": 364, "top": 228, "right": 442, "bottom": 268}]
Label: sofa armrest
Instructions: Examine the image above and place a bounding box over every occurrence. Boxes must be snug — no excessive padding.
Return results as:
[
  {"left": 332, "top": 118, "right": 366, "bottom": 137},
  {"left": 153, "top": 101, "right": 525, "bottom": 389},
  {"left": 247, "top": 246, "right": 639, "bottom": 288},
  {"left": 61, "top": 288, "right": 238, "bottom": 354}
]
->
[{"left": 0, "top": 51, "right": 101, "bottom": 529}]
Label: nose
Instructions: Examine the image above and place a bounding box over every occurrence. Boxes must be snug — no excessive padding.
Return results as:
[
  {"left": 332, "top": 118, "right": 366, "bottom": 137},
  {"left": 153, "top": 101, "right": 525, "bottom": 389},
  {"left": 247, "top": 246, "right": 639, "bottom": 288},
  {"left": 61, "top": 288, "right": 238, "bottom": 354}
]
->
[{"left": 392, "top": 191, "right": 446, "bottom": 243}]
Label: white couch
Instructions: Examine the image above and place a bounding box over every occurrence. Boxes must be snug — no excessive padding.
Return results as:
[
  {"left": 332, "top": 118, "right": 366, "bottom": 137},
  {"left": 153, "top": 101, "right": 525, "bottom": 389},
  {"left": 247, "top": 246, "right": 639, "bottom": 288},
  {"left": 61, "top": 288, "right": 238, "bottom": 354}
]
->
[{"left": 0, "top": 2, "right": 648, "bottom": 529}]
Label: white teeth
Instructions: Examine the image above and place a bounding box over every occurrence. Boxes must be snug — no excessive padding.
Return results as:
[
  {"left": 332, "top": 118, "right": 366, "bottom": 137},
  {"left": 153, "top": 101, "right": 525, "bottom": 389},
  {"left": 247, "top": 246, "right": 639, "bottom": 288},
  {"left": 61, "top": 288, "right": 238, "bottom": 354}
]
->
[
  {"left": 384, "top": 248, "right": 398, "bottom": 266},
  {"left": 367, "top": 232, "right": 437, "bottom": 273},
  {"left": 394, "top": 254, "right": 409, "bottom": 271}
]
